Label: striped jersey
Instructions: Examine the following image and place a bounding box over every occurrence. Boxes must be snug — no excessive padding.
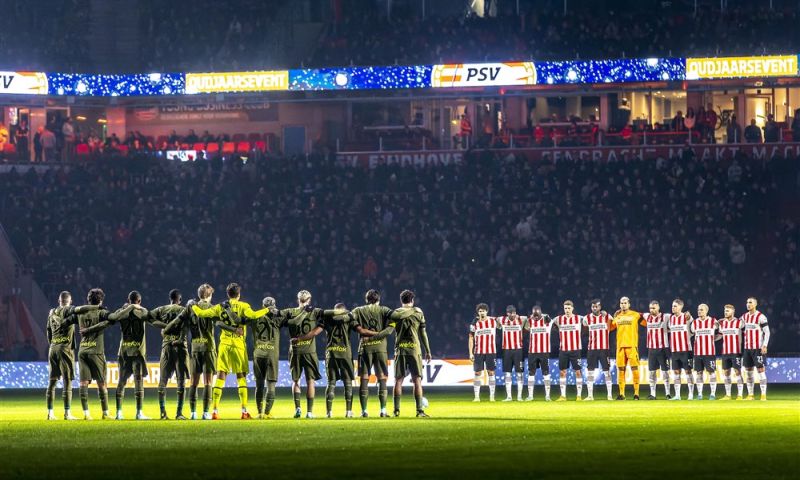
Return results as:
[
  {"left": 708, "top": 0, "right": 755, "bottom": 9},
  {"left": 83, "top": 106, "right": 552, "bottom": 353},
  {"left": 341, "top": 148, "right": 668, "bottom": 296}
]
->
[
  {"left": 528, "top": 316, "right": 553, "bottom": 354},
  {"left": 643, "top": 312, "right": 669, "bottom": 349},
  {"left": 470, "top": 317, "right": 498, "bottom": 355},
  {"left": 668, "top": 312, "right": 692, "bottom": 353},
  {"left": 583, "top": 313, "right": 611, "bottom": 350},
  {"left": 718, "top": 317, "right": 743, "bottom": 355},
  {"left": 498, "top": 315, "right": 526, "bottom": 350},
  {"left": 741, "top": 311, "right": 768, "bottom": 350},
  {"left": 554, "top": 314, "right": 583, "bottom": 352},
  {"left": 692, "top": 317, "right": 717, "bottom": 356}
]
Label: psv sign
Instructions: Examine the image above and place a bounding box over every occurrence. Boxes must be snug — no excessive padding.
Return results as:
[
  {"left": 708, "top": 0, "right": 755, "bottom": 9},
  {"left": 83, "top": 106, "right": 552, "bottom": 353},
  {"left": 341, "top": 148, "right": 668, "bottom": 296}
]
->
[
  {"left": 432, "top": 62, "right": 536, "bottom": 88},
  {"left": 0, "top": 71, "right": 48, "bottom": 95}
]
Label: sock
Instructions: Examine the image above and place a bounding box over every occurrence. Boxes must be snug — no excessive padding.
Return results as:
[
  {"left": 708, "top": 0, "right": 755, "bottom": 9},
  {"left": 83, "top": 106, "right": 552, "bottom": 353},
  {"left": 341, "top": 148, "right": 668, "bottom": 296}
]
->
[
  {"left": 736, "top": 371, "right": 744, "bottom": 397},
  {"left": 116, "top": 380, "right": 126, "bottom": 412},
  {"left": 203, "top": 384, "right": 212, "bottom": 413},
  {"left": 709, "top": 374, "right": 717, "bottom": 397},
  {"left": 632, "top": 368, "right": 640, "bottom": 396},
  {"left": 237, "top": 377, "right": 248, "bottom": 410},
  {"left": 134, "top": 375, "right": 144, "bottom": 412},
  {"left": 648, "top": 371, "right": 657, "bottom": 395},
  {"left": 359, "top": 380, "right": 369, "bottom": 412},
  {"left": 516, "top": 373, "right": 524, "bottom": 399},
  {"left": 415, "top": 391, "right": 423, "bottom": 411},
  {"left": 527, "top": 375, "right": 535, "bottom": 398},
  {"left": 63, "top": 384, "right": 72, "bottom": 411},
  {"left": 344, "top": 383, "right": 353, "bottom": 412},
  {"left": 473, "top": 374, "right": 481, "bottom": 398},
  {"left": 306, "top": 394, "right": 314, "bottom": 413},
  {"left": 687, "top": 371, "right": 695, "bottom": 398},
  {"left": 694, "top": 371, "right": 703, "bottom": 396},
  {"left": 544, "top": 374, "right": 551, "bottom": 398},
  {"left": 256, "top": 382, "right": 265, "bottom": 414},
  {"left": 80, "top": 385, "right": 89, "bottom": 412},
  {"left": 393, "top": 393, "right": 400, "bottom": 413},
  {"left": 293, "top": 390, "right": 301, "bottom": 409},
  {"left": 559, "top": 376, "right": 566, "bottom": 397},
  {"left": 488, "top": 376, "right": 496, "bottom": 398},
  {"left": 265, "top": 382, "right": 276, "bottom": 414},
  {"left": 189, "top": 385, "right": 198, "bottom": 413},
  {"left": 618, "top": 369, "right": 627, "bottom": 397},
  {"left": 325, "top": 385, "right": 335, "bottom": 414},
  {"left": 212, "top": 377, "right": 225, "bottom": 410},
  {"left": 158, "top": 385, "right": 167, "bottom": 414},
  {"left": 504, "top": 373, "right": 512, "bottom": 398},
  {"left": 99, "top": 386, "right": 109, "bottom": 413},
  {"left": 378, "top": 378, "right": 388, "bottom": 409},
  {"left": 46, "top": 378, "right": 57, "bottom": 410},
  {"left": 605, "top": 373, "right": 613, "bottom": 398},
  {"left": 587, "top": 370, "right": 595, "bottom": 397},
  {"left": 723, "top": 373, "right": 732, "bottom": 396},
  {"left": 576, "top": 376, "right": 583, "bottom": 398},
  {"left": 673, "top": 374, "right": 681, "bottom": 398},
  {"left": 746, "top": 370, "right": 754, "bottom": 396},
  {"left": 662, "top": 371, "right": 671, "bottom": 397},
  {"left": 759, "top": 371, "right": 767, "bottom": 396}
]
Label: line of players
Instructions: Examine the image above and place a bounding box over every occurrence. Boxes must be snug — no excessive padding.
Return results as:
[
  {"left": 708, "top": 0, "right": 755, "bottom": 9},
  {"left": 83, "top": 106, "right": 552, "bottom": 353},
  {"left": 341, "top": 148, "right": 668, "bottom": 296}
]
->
[
  {"left": 468, "top": 296, "right": 770, "bottom": 402},
  {"left": 45, "top": 283, "right": 432, "bottom": 420}
]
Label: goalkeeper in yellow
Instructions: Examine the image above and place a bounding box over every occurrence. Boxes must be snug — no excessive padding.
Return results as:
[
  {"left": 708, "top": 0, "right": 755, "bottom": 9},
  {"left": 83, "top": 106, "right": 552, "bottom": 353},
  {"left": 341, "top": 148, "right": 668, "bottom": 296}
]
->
[
  {"left": 613, "top": 296, "right": 644, "bottom": 400},
  {"left": 192, "top": 282, "right": 267, "bottom": 419}
]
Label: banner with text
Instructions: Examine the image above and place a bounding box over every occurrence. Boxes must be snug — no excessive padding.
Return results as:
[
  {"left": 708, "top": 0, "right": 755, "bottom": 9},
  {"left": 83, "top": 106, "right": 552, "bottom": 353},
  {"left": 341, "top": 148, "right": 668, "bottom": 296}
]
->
[
  {"left": 0, "top": 71, "right": 48, "bottom": 95},
  {"left": 432, "top": 62, "right": 536, "bottom": 88},
  {"left": 686, "top": 55, "right": 799, "bottom": 79},
  {"left": 185, "top": 71, "right": 289, "bottom": 94}
]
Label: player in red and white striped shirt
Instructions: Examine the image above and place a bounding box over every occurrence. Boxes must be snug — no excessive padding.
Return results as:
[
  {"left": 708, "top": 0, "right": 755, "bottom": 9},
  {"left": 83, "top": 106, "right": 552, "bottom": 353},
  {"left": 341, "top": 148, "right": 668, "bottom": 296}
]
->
[
  {"left": 689, "top": 304, "right": 718, "bottom": 400},
  {"left": 553, "top": 300, "right": 584, "bottom": 401},
  {"left": 525, "top": 305, "right": 553, "bottom": 401},
  {"left": 741, "top": 297, "right": 770, "bottom": 401},
  {"left": 468, "top": 303, "right": 498, "bottom": 402},
  {"left": 717, "top": 304, "right": 745, "bottom": 400},
  {"left": 642, "top": 300, "right": 672, "bottom": 400},
  {"left": 667, "top": 299, "right": 695, "bottom": 400},
  {"left": 498, "top": 305, "right": 526, "bottom": 401},
  {"left": 582, "top": 300, "right": 614, "bottom": 401}
]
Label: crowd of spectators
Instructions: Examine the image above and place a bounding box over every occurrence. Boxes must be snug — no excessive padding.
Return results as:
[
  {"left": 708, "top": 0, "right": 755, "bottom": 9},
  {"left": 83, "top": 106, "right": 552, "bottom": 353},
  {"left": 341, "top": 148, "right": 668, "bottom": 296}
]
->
[{"left": 0, "top": 147, "right": 797, "bottom": 360}]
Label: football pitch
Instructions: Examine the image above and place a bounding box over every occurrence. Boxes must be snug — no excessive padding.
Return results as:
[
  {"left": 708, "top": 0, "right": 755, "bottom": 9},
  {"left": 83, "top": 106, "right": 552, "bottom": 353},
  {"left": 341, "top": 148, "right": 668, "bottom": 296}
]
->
[{"left": 1, "top": 386, "right": 798, "bottom": 480}]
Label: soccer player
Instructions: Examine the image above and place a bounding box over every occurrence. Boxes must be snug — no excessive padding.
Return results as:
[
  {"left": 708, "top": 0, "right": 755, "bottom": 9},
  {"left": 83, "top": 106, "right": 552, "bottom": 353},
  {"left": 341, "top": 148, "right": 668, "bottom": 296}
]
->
[
  {"left": 60, "top": 288, "right": 128, "bottom": 420},
  {"left": 498, "top": 305, "right": 526, "bottom": 401},
  {"left": 552, "top": 300, "right": 584, "bottom": 401},
  {"left": 524, "top": 305, "right": 553, "bottom": 401},
  {"left": 163, "top": 283, "right": 219, "bottom": 419},
  {"left": 583, "top": 300, "right": 614, "bottom": 401},
  {"left": 690, "top": 304, "right": 718, "bottom": 400},
  {"left": 111, "top": 291, "right": 153, "bottom": 420},
  {"left": 642, "top": 300, "right": 671, "bottom": 400},
  {"left": 468, "top": 303, "right": 497, "bottom": 402},
  {"left": 717, "top": 304, "right": 745, "bottom": 400},
  {"left": 741, "top": 297, "right": 770, "bottom": 401},
  {"left": 612, "top": 296, "right": 643, "bottom": 400},
  {"left": 192, "top": 282, "right": 268, "bottom": 419},
  {"left": 45, "top": 291, "right": 101, "bottom": 420},
  {"left": 388, "top": 290, "right": 431, "bottom": 417},
  {"left": 291, "top": 303, "right": 381, "bottom": 418},
  {"left": 668, "top": 299, "right": 695, "bottom": 400},
  {"left": 350, "top": 289, "right": 394, "bottom": 417},
  {"left": 148, "top": 289, "right": 189, "bottom": 419}
]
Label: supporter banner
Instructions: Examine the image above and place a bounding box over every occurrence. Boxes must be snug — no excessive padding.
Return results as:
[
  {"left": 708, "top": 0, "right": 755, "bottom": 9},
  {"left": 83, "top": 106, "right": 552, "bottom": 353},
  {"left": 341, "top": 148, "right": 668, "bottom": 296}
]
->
[
  {"left": 127, "top": 102, "right": 278, "bottom": 124},
  {"left": 47, "top": 73, "right": 184, "bottom": 96},
  {"left": 1, "top": 358, "right": 797, "bottom": 388},
  {"left": 289, "top": 65, "right": 432, "bottom": 91},
  {"left": 338, "top": 143, "right": 800, "bottom": 166},
  {"left": 185, "top": 71, "right": 289, "bottom": 94},
  {"left": 686, "top": 55, "right": 798, "bottom": 80},
  {"left": 431, "top": 62, "right": 536, "bottom": 88},
  {"left": 0, "top": 71, "right": 48, "bottom": 95}
]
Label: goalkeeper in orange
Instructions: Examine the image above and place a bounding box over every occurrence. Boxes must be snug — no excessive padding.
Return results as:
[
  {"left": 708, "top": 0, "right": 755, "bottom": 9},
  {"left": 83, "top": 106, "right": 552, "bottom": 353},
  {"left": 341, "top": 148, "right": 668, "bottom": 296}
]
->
[{"left": 613, "top": 296, "right": 644, "bottom": 400}]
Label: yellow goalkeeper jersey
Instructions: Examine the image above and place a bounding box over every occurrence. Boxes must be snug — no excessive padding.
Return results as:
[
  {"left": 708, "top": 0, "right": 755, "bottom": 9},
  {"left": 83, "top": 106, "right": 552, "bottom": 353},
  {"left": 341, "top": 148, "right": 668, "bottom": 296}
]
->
[
  {"left": 192, "top": 299, "right": 267, "bottom": 348},
  {"left": 613, "top": 310, "right": 642, "bottom": 348}
]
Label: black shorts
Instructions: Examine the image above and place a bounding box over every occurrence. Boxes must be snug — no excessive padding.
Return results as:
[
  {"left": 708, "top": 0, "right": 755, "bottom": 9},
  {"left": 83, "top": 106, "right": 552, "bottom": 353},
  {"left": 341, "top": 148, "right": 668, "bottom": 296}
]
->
[
  {"left": 394, "top": 354, "right": 423, "bottom": 379},
  {"left": 742, "top": 349, "right": 764, "bottom": 369},
  {"left": 648, "top": 348, "right": 670, "bottom": 372},
  {"left": 78, "top": 352, "right": 106, "bottom": 383},
  {"left": 358, "top": 350, "right": 389, "bottom": 378},
  {"left": 502, "top": 349, "right": 524, "bottom": 373},
  {"left": 289, "top": 351, "right": 321, "bottom": 382},
  {"left": 721, "top": 355, "right": 743, "bottom": 371},
  {"left": 693, "top": 355, "right": 716, "bottom": 373},
  {"left": 254, "top": 353, "right": 279, "bottom": 383},
  {"left": 191, "top": 351, "right": 216, "bottom": 376},
  {"left": 472, "top": 353, "right": 496, "bottom": 372},
  {"left": 48, "top": 347, "right": 75, "bottom": 381},
  {"left": 671, "top": 351, "right": 691, "bottom": 371},
  {"left": 326, "top": 356, "right": 355, "bottom": 383},
  {"left": 528, "top": 354, "right": 550, "bottom": 375},
  {"left": 587, "top": 349, "right": 610, "bottom": 371},
  {"left": 160, "top": 345, "right": 189, "bottom": 384},
  {"left": 118, "top": 353, "right": 146, "bottom": 382},
  {"left": 558, "top": 350, "right": 581, "bottom": 371}
]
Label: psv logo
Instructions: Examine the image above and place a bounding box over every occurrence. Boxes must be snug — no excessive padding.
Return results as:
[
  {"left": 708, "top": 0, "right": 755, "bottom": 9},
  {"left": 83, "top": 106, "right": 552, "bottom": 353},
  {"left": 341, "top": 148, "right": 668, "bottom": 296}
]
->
[{"left": 465, "top": 67, "right": 501, "bottom": 82}]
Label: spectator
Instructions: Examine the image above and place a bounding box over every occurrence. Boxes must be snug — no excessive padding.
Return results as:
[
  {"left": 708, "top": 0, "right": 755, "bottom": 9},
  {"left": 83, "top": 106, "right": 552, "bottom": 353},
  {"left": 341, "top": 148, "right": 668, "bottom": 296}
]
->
[
  {"left": 744, "top": 119, "right": 762, "bottom": 143},
  {"left": 33, "top": 126, "right": 43, "bottom": 162},
  {"left": 792, "top": 109, "right": 800, "bottom": 142},
  {"left": 15, "top": 120, "right": 29, "bottom": 160},
  {"left": 727, "top": 115, "right": 742, "bottom": 143},
  {"left": 40, "top": 127, "right": 57, "bottom": 162},
  {"left": 704, "top": 104, "right": 718, "bottom": 143},
  {"left": 61, "top": 118, "right": 75, "bottom": 162},
  {"left": 763, "top": 114, "right": 780, "bottom": 143},
  {"left": 671, "top": 111, "right": 685, "bottom": 131},
  {"left": 684, "top": 107, "right": 696, "bottom": 132},
  {"left": 459, "top": 114, "right": 473, "bottom": 149}
]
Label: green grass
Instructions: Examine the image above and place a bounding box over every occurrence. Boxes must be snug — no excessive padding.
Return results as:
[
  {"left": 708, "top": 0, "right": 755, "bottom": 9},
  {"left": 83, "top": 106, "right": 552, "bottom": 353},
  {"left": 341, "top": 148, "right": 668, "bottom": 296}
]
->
[{"left": 1, "top": 386, "right": 798, "bottom": 480}]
